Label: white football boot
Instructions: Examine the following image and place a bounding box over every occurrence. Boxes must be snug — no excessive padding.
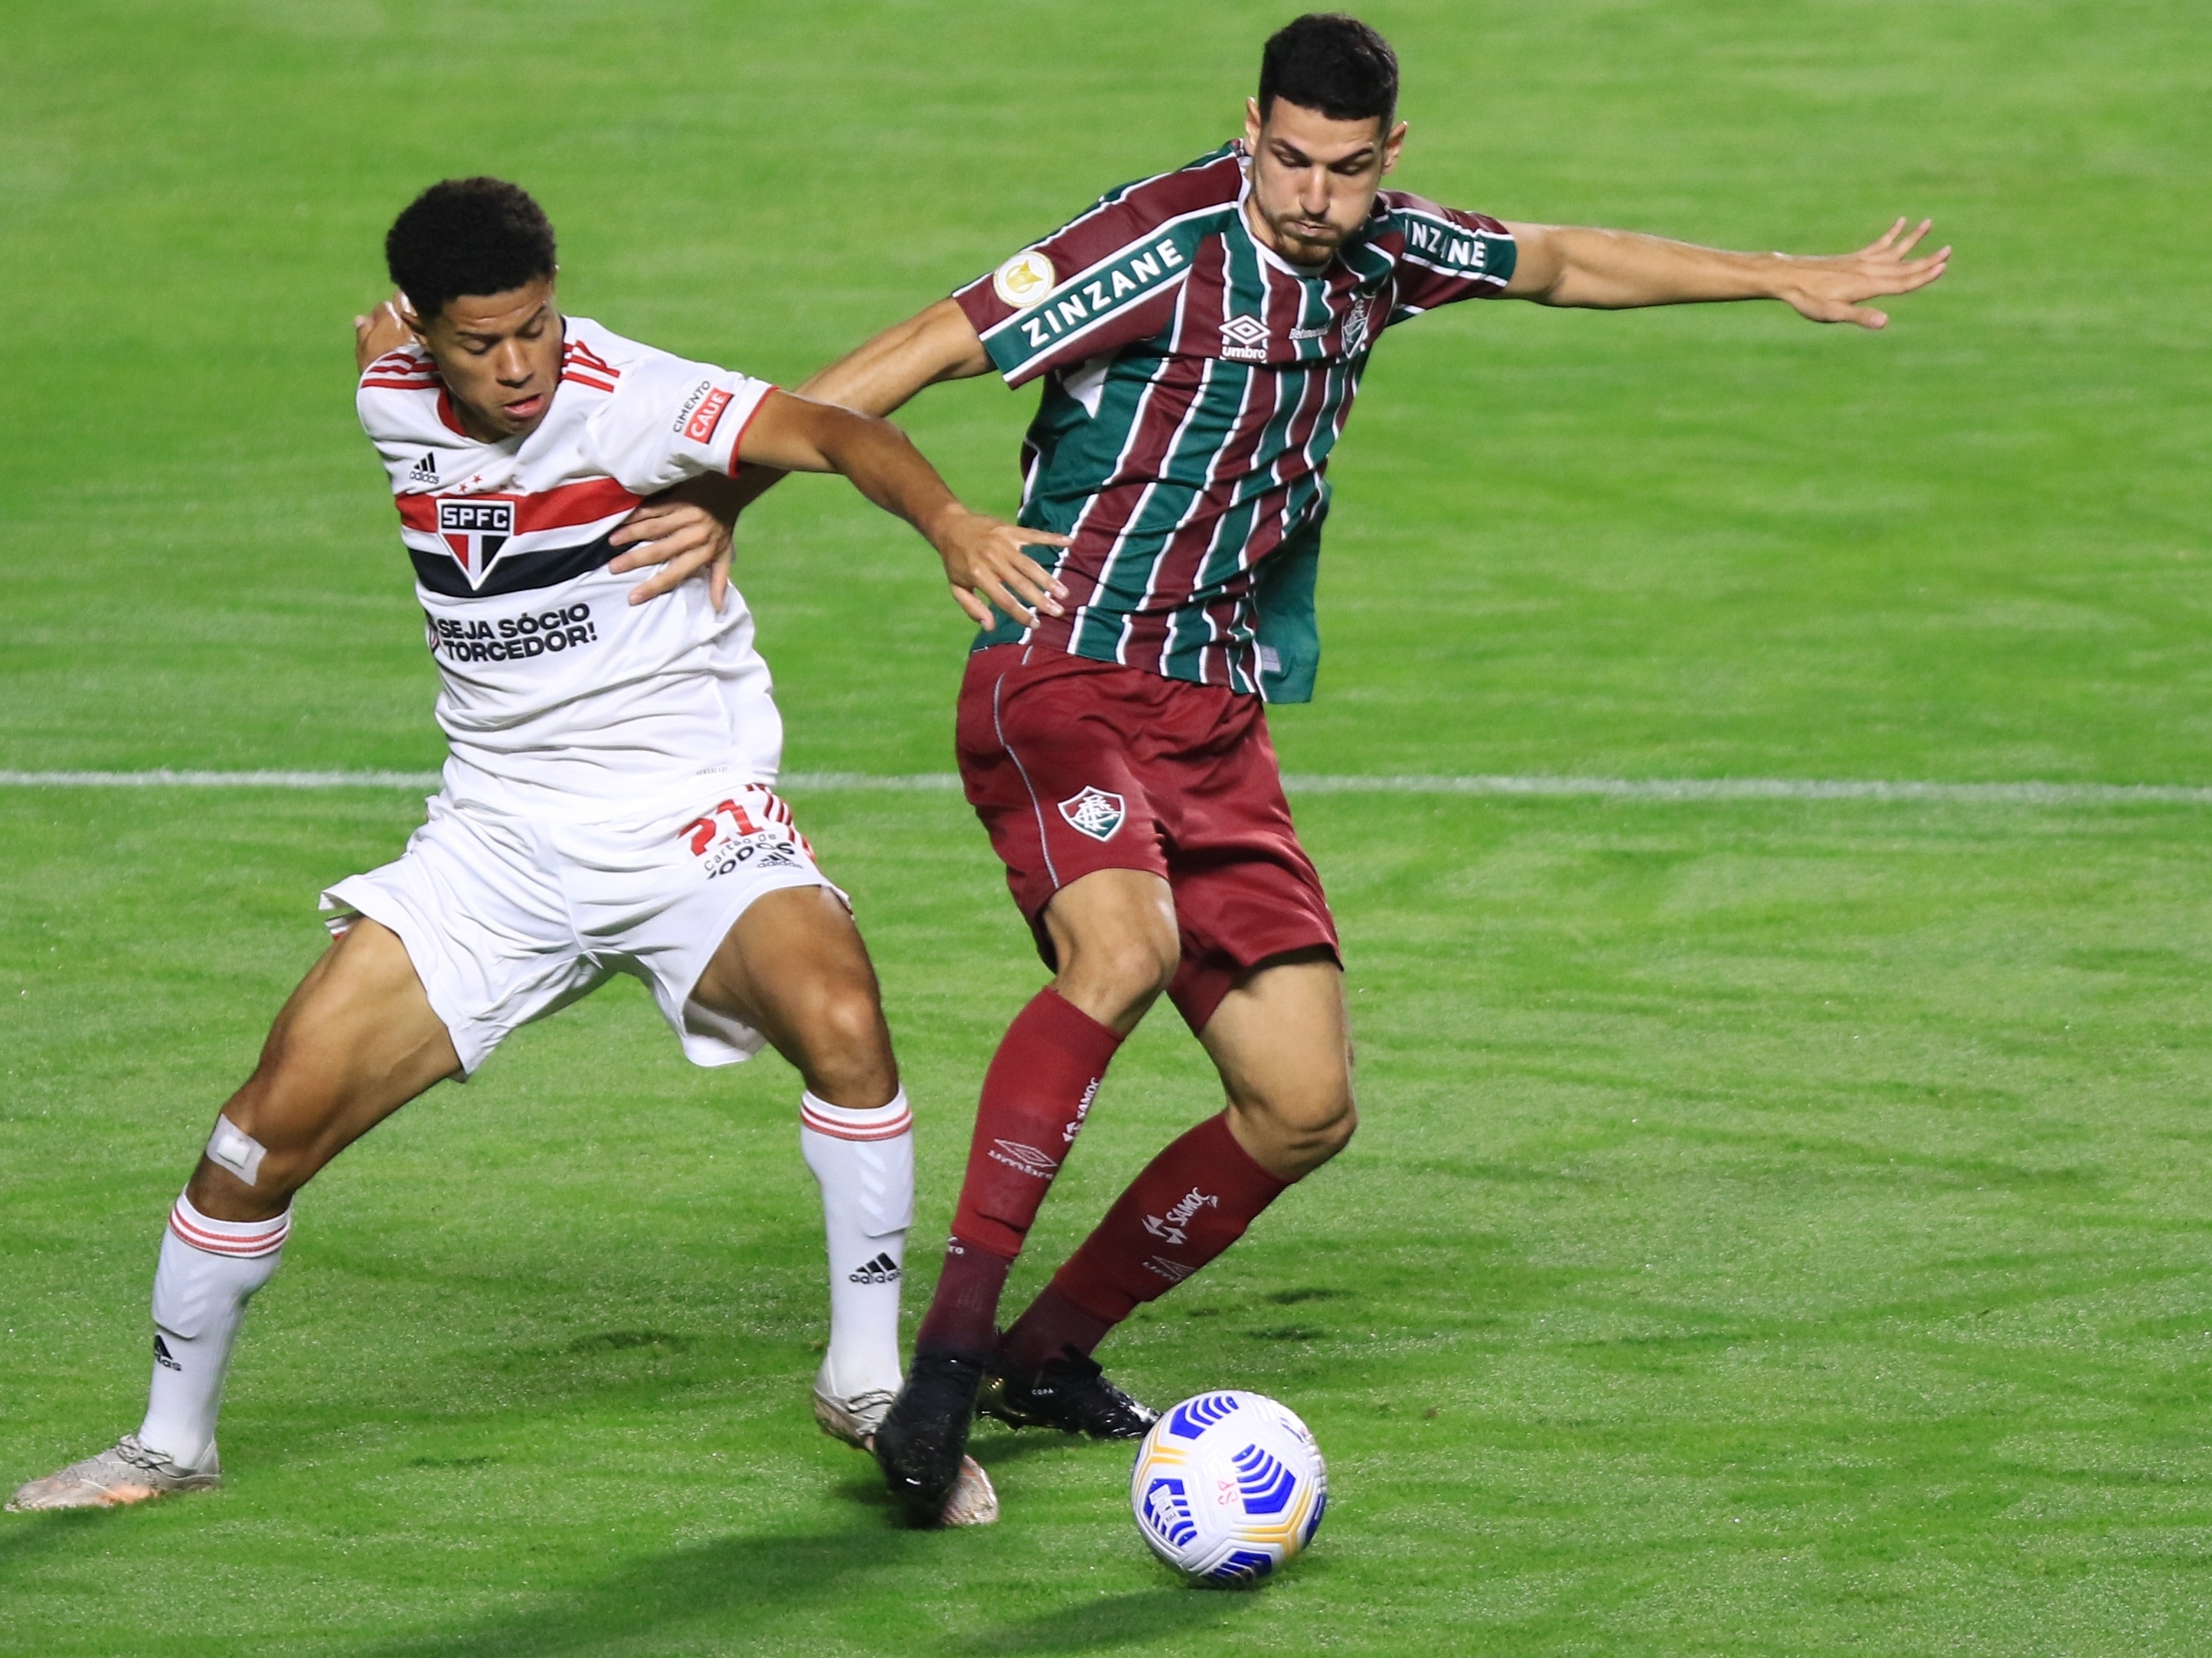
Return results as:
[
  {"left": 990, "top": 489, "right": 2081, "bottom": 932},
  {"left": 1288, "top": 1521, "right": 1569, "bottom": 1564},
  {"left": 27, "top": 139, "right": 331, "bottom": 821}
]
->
[
  {"left": 8, "top": 1434, "right": 221, "bottom": 1511},
  {"left": 812, "top": 1371, "right": 998, "bottom": 1526}
]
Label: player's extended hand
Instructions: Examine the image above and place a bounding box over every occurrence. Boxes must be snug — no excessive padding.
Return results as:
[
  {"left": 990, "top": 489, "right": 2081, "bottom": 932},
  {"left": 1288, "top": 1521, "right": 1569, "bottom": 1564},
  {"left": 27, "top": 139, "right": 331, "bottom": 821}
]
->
[
  {"left": 930, "top": 509, "right": 1072, "bottom": 628},
  {"left": 609, "top": 497, "right": 736, "bottom": 611},
  {"left": 353, "top": 296, "right": 411, "bottom": 371},
  {"left": 1771, "top": 219, "right": 1950, "bottom": 330}
]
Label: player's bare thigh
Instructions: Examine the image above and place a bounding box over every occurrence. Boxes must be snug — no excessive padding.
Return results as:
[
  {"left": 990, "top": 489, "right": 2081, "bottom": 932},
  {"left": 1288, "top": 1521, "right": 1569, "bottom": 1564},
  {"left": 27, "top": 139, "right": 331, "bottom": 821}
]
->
[
  {"left": 188, "top": 919, "right": 462, "bottom": 1224},
  {"left": 1197, "top": 949, "right": 1357, "bottom": 1181},
  {"left": 689, "top": 885, "right": 900, "bottom": 1111}
]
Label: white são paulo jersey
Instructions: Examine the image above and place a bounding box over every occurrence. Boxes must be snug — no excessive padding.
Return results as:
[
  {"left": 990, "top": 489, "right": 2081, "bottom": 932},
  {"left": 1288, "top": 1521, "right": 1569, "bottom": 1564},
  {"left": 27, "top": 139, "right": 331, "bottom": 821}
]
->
[{"left": 358, "top": 317, "right": 779, "bottom": 804}]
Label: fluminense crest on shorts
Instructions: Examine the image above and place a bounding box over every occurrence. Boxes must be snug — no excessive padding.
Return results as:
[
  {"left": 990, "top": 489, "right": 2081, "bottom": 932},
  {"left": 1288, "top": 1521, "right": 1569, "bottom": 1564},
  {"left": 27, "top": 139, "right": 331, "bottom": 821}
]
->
[{"left": 1059, "top": 786, "right": 1126, "bottom": 842}]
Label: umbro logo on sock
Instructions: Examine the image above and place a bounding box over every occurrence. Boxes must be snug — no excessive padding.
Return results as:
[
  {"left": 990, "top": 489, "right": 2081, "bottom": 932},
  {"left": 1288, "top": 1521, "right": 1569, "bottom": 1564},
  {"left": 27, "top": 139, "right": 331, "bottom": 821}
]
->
[
  {"left": 409, "top": 452, "right": 439, "bottom": 481},
  {"left": 153, "top": 1334, "right": 182, "bottom": 1372},
  {"left": 987, "top": 1139, "right": 1059, "bottom": 1178},
  {"left": 848, "top": 1252, "right": 900, "bottom": 1285}
]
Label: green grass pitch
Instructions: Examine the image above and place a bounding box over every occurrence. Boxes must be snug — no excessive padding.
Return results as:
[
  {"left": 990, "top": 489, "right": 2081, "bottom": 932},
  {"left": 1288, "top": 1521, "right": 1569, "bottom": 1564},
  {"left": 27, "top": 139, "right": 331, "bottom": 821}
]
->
[{"left": 3, "top": 1, "right": 2208, "bottom": 1653}]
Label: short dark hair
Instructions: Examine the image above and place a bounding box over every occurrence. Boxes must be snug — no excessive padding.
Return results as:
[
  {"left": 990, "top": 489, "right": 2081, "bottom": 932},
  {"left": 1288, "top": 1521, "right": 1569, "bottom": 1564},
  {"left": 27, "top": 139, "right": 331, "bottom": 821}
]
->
[
  {"left": 1258, "top": 13, "right": 1399, "bottom": 126},
  {"left": 384, "top": 178, "right": 557, "bottom": 323}
]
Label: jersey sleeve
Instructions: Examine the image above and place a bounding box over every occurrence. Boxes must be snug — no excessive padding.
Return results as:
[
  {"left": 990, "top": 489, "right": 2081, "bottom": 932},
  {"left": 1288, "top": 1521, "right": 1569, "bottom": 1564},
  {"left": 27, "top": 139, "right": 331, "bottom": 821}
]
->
[
  {"left": 952, "top": 147, "right": 1245, "bottom": 388},
  {"left": 1381, "top": 194, "right": 1518, "bottom": 325},
  {"left": 582, "top": 352, "right": 775, "bottom": 494}
]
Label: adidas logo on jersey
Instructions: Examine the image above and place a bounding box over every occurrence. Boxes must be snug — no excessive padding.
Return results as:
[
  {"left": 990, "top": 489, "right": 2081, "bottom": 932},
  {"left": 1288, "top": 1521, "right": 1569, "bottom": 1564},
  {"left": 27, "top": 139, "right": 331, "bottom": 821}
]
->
[
  {"left": 847, "top": 1252, "right": 901, "bottom": 1285},
  {"left": 153, "top": 1333, "right": 182, "bottom": 1372},
  {"left": 409, "top": 452, "right": 439, "bottom": 482}
]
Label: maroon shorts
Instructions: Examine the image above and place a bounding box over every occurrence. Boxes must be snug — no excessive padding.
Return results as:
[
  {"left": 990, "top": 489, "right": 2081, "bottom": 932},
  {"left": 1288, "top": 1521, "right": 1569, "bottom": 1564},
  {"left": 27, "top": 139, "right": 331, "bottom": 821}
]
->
[{"left": 956, "top": 643, "right": 1340, "bottom": 1032}]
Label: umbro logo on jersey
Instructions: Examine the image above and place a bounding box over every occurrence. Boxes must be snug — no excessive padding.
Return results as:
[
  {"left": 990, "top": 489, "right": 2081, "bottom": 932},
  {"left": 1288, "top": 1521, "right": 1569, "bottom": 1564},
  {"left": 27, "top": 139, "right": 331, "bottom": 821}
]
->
[
  {"left": 409, "top": 452, "right": 439, "bottom": 482},
  {"left": 848, "top": 1252, "right": 901, "bottom": 1285},
  {"left": 1058, "top": 786, "right": 1126, "bottom": 842},
  {"left": 436, "top": 498, "right": 515, "bottom": 589},
  {"left": 986, "top": 1139, "right": 1060, "bottom": 1179},
  {"left": 1142, "top": 1255, "right": 1197, "bottom": 1284},
  {"left": 153, "top": 1333, "right": 181, "bottom": 1372},
  {"left": 1220, "top": 313, "right": 1270, "bottom": 361}
]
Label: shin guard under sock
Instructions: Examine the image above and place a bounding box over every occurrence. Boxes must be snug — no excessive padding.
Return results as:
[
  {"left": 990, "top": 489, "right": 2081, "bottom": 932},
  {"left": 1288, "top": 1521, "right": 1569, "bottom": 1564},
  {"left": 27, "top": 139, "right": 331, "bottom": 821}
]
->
[
  {"left": 138, "top": 1193, "right": 289, "bottom": 1470},
  {"left": 915, "top": 989, "right": 1122, "bottom": 1354},
  {"left": 1030, "top": 1112, "right": 1289, "bottom": 1341},
  {"left": 800, "top": 1090, "right": 914, "bottom": 1400}
]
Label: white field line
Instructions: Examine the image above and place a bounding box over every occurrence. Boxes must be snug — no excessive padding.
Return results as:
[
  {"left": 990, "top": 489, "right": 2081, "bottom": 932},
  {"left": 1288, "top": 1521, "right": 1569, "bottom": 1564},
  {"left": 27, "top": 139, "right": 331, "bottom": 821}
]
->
[{"left": 3, "top": 769, "right": 2210, "bottom": 806}]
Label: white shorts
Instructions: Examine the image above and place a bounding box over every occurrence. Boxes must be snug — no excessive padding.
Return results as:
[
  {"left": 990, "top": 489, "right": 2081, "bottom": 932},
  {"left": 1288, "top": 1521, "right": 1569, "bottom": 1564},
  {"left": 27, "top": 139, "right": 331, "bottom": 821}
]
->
[{"left": 320, "top": 775, "right": 839, "bottom": 1076}]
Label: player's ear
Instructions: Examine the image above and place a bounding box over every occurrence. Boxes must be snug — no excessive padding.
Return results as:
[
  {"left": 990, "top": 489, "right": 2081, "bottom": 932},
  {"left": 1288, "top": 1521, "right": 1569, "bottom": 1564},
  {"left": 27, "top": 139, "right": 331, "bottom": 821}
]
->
[
  {"left": 394, "top": 293, "right": 430, "bottom": 341},
  {"left": 1244, "top": 96, "right": 1263, "bottom": 147},
  {"left": 1380, "top": 120, "right": 1407, "bottom": 175}
]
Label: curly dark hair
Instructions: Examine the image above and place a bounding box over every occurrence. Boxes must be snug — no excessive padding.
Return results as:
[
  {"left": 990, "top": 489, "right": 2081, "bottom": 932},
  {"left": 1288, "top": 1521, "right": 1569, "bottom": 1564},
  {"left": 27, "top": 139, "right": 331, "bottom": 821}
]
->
[
  {"left": 384, "top": 177, "right": 557, "bottom": 322},
  {"left": 1258, "top": 13, "right": 1399, "bottom": 126}
]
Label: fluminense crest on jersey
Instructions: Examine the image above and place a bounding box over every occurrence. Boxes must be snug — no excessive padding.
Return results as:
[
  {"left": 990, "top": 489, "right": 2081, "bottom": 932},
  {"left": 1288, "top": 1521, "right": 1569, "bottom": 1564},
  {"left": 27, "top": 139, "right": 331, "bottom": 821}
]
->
[{"left": 1058, "top": 786, "right": 1126, "bottom": 842}]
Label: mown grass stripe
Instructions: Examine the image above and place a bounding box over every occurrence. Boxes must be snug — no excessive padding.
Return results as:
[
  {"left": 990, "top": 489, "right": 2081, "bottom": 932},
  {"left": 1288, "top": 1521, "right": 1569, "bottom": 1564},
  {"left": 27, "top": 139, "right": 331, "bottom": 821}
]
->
[{"left": 5, "top": 770, "right": 2209, "bottom": 805}]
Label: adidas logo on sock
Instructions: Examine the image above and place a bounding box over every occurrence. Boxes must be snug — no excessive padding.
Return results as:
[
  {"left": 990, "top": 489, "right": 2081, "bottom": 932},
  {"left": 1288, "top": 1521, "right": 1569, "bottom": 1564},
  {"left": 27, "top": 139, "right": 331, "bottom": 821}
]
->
[
  {"left": 847, "top": 1252, "right": 900, "bottom": 1285},
  {"left": 408, "top": 452, "right": 439, "bottom": 481},
  {"left": 153, "top": 1333, "right": 182, "bottom": 1372}
]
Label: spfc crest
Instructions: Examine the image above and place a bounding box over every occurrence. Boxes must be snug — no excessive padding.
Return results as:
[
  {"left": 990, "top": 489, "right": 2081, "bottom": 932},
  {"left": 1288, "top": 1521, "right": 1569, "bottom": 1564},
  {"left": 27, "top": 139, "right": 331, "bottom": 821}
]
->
[
  {"left": 436, "top": 497, "right": 516, "bottom": 589},
  {"left": 1059, "top": 785, "right": 1126, "bottom": 842}
]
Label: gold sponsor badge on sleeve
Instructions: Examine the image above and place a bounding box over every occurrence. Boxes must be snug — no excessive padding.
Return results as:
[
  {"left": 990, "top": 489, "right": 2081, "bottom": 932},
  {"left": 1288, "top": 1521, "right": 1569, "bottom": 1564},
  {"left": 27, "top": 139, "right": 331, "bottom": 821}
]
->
[{"left": 993, "top": 250, "right": 1056, "bottom": 309}]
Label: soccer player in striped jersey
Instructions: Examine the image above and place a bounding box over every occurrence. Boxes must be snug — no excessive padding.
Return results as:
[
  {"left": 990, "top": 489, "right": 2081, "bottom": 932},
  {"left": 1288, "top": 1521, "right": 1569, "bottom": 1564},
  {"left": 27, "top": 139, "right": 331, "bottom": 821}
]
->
[
  {"left": 617, "top": 13, "right": 1950, "bottom": 1522},
  {"left": 7, "top": 178, "right": 1068, "bottom": 1522}
]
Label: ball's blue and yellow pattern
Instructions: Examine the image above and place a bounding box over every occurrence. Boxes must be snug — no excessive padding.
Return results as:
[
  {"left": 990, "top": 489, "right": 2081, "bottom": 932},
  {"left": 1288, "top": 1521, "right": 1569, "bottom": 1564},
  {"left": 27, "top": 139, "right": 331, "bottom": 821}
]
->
[{"left": 1129, "top": 1391, "right": 1328, "bottom": 1585}]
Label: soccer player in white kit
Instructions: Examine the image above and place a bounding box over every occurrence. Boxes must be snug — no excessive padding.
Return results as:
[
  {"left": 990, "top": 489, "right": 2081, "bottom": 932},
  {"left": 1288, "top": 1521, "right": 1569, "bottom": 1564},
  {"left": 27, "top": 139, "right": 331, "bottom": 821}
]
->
[{"left": 8, "top": 178, "right": 1070, "bottom": 1523}]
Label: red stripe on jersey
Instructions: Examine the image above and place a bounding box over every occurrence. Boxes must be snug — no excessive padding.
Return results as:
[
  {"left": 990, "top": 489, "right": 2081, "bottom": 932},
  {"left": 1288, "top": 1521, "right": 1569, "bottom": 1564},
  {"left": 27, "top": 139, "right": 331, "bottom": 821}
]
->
[
  {"left": 562, "top": 340, "right": 620, "bottom": 385},
  {"left": 560, "top": 370, "right": 619, "bottom": 392},
  {"left": 395, "top": 476, "right": 640, "bottom": 532},
  {"left": 361, "top": 377, "right": 438, "bottom": 390}
]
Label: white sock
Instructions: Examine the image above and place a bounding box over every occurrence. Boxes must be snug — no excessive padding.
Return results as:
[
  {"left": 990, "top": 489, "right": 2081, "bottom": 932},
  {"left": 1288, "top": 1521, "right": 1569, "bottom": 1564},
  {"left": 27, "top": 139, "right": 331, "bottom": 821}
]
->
[
  {"left": 137, "top": 1193, "right": 289, "bottom": 1470},
  {"left": 800, "top": 1089, "right": 913, "bottom": 1400}
]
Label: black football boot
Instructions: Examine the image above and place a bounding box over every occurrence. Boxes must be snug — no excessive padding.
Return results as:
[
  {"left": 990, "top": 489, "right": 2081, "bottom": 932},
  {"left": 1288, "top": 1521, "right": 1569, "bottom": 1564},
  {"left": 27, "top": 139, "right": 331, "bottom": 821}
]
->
[
  {"left": 978, "top": 1344, "right": 1159, "bottom": 1440},
  {"left": 871, "top": 1348, "right": 985, "bottom": 1524}
]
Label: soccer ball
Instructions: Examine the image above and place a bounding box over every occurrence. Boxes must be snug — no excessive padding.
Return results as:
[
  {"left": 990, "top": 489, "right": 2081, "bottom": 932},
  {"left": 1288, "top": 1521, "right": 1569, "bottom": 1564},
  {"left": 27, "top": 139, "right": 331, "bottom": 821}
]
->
[{"left": 1129, "top": 1391, "right": 1327, "bottom": 1586}]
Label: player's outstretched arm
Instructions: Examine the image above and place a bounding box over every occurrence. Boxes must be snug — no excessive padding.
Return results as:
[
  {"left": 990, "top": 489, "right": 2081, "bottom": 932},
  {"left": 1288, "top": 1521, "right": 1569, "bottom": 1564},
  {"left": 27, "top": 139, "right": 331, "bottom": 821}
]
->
[
  {"left": 736, "top": 389, "right": 1068, "bottom": 626},
  {"left": 1501, "top": 217, "right": 1949, "bottom": 330},
  {"left": 608, "top": 300, "right": 995, "bottom": 605}
]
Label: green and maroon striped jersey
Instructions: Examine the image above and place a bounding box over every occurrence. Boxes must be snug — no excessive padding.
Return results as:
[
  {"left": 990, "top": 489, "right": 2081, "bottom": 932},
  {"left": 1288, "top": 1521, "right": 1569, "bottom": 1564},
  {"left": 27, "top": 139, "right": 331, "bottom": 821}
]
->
[{"left": 952, "top": 140, "right": 1515, "bottom": 700}]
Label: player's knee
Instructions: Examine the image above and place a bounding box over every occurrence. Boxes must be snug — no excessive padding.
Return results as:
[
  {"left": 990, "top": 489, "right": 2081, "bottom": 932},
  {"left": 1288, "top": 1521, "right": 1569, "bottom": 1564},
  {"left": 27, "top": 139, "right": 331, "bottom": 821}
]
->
[
  {"left": 1064, "top": 924, "right": 1179, "bottom": 1010},
  {"left": 1237, "top": 1073, "right": 1356, "bottom": 1178},
  {"left": 1286, "top": 1083, "right": 1356, "bottom": 1163},
  {"left": 791, "top": 981, "right": 897, "bottom": 1104}
]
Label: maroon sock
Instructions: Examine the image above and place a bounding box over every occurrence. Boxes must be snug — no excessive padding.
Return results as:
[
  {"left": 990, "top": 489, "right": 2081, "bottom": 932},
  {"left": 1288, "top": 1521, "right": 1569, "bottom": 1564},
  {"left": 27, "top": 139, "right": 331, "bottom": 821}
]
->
[
  {"left": 913, "top": 988, "right": 1122, "bottom": 1355},
  {"left": 1029, "top": 1112, "right": 1292, "bottom": 1348},
  {"left": 913, "top": 1236, "right": 1014, "bottom": 1356},
  {"left": 1000, "top": 1283, "right": 1117, "bottom": 1372}
]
